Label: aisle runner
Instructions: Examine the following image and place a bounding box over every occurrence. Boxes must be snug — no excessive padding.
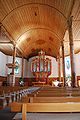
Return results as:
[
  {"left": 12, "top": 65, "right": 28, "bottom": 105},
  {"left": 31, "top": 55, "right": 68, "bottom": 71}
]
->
[
  {"left": 27, "top": 87, "right": 40, "bottom": 94},
  {"left": 13, "top": 113, "right": 80, "bottom": 120}
]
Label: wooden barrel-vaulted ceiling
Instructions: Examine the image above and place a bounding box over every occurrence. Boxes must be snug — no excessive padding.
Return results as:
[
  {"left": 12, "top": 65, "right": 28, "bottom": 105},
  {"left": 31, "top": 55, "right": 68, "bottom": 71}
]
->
[{"left": 0, "top": 0, "right": 80, "bottom": 59}]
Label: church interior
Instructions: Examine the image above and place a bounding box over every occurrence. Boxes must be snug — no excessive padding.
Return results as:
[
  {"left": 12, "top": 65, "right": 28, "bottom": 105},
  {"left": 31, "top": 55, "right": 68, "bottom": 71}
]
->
[{"left": 0, "top": 0, "right": 80, "bottom": 120}]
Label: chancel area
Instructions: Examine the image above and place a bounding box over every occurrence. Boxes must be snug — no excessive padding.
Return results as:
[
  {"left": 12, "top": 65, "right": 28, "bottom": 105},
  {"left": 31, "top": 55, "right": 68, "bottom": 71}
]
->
[{"left": 0, "top": 0, "right": 80, "bottom": 120}]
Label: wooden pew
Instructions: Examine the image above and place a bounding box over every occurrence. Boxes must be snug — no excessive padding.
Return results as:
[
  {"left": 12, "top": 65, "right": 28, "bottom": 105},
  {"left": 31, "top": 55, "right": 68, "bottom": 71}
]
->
[
  {"left": 33, "top": 93, "right": 69, "bottom": 97},
  {"left": 21, "top": 96, "right": 80, "bottom": 103},
  {"left": 40, "top": 86, "right": 80, "bottom": 92},
  {"left": 36, "top": 92, "right": 80, "bottom": 97},
  {"left": 0, "top": 86, "right": 29, "bottom": 108},
  {"left": 27, "top": 87, "right": 80, "bottom": 97},
  {"left": 11, "top": 102, "right": 80, "bottom": 120}
]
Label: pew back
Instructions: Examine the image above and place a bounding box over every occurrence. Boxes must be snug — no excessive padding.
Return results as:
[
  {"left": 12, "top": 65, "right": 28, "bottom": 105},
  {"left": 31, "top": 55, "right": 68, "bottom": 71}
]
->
[{"left": 11, "top": 102, "right": 80, "bottom": 120}]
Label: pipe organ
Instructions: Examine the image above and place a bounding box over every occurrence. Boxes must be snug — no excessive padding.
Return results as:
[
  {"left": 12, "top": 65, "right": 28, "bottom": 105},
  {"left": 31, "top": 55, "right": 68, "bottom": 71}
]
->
[{"left": 31, "top": 50, "right": 51, "bottom": 83}]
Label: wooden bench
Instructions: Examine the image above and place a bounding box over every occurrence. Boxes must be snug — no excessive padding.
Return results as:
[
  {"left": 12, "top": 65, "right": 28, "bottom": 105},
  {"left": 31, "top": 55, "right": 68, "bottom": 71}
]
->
[
  {"left": 36, "top": 93, "right": 80, "bottom": 97},
  {"left": 27, "top": 87, "right": 80, "bottom": 97},
  {"left": 0, "top": 86, "right": 29, "bottom": 108},
  {"left": 11, "top": 102, "right": 80, "bottom": 120},
  {"left": 34, "top": 93, "right": 70, "bottom": 97},
  {"left": 32, "top": 81, "right": 45, "bottom": 86},
  {"left": 21, "top": 96, "right": 80, "bottom": 103}
]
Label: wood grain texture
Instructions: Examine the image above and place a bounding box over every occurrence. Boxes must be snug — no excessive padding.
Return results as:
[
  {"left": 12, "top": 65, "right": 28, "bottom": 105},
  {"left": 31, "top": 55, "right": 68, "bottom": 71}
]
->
[{"left": 0, "top": 0, "right": 80, "bottom": 58}]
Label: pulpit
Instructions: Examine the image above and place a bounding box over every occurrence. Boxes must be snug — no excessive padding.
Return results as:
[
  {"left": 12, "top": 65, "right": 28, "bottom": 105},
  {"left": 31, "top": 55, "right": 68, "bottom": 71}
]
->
[{"left": 31, "top": 50, "right": 51, "bottom": 84}]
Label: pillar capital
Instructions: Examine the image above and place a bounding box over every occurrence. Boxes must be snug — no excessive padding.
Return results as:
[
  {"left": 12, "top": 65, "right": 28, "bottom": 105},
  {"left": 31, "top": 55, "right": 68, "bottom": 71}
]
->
[
  {"left": 67, "top": 16, "right": 73, "bottom": 28},
  {"left": 13, "top": 42, "right": 16, "bottom": 47},
  {"left": 61, "top": 41, "right": 64, "bottom": 50}
]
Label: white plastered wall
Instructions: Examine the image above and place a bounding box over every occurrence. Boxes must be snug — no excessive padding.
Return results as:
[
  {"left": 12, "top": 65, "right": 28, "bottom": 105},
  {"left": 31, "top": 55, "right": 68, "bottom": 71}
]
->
[{"left": 0, "top": 51, "right": 80, "bottom": 77}]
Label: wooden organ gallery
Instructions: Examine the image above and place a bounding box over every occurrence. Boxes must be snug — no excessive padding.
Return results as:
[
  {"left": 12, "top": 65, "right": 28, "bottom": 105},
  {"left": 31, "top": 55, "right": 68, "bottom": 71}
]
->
[{"left": 31, "top": 50, "right": 51, "bottom": 84}]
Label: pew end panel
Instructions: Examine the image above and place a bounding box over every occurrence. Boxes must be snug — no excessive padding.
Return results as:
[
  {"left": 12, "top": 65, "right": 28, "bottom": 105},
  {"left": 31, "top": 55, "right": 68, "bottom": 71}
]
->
[{"left": 10, "top": 102, "right": 22, "bottom": 112}]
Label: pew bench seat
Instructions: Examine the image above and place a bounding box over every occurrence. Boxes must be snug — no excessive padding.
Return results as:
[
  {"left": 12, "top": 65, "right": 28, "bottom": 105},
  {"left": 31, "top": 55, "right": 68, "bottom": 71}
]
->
[{"left": 10, "top": 102, "right": 80, "bottom": 120}]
